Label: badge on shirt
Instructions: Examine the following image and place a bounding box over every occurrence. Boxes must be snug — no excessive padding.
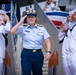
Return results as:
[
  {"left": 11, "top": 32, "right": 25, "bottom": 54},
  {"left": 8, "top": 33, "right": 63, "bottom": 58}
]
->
[
  {"left": 23, "top": 29, "right": 30, "bottom": 34},
  {"left": 38, "top": 28, "right": 43, "bottom": 33},
  {"left": 25, "top": 30, "right": 30, "bottom": 33}
]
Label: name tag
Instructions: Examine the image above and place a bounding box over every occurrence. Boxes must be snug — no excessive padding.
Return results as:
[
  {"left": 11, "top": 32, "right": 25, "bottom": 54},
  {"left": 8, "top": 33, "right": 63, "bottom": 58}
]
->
[{"left": 23, "top": 29, "right": 30, "bottom": 34}]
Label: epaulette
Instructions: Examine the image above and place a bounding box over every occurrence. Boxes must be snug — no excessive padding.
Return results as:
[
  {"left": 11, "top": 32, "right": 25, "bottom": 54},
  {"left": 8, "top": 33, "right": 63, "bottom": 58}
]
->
[
  {"left": 23, "top": 23, "right": 28, "bottom": 26},
  {"left": 37, "top": 24, "right": 43, "bottom": 27}
]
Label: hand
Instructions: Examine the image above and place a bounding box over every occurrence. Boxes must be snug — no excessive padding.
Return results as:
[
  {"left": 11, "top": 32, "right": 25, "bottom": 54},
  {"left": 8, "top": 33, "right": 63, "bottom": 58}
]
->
[
  {"left": 45, "top": 52, "right": 51, "bottom": 60},
  {"left": 20, "top": 15, "right": 27, "bottom": 23},
  {"left": 60, "top": 24, "right": 66, "bottom": 31},
  {"left": 4, "top": 14, "right": 10, "bottom": 21}
]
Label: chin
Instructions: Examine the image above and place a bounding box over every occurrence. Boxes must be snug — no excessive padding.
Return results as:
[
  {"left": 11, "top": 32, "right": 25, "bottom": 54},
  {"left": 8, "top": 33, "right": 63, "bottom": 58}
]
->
[{"left": 29, "top": 22, "right": 35, "bottom": 25}]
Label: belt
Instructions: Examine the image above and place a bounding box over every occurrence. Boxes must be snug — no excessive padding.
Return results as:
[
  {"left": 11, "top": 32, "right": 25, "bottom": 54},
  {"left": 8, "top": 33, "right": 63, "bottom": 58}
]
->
[{"left": 23, "top": 48, "right": 41, "bottom": 52}]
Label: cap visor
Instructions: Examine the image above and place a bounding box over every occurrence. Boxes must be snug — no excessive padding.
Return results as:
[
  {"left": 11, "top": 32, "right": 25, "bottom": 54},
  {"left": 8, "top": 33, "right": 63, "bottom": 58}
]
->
[{"left": 27, "top": 13, "right": 36, "bottom": 17}]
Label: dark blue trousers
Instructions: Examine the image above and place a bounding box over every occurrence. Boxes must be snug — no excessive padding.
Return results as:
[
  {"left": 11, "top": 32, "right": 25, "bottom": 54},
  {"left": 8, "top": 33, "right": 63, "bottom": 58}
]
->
[{"left": 21, "top": 50, "right": 44, "bottom": 75}]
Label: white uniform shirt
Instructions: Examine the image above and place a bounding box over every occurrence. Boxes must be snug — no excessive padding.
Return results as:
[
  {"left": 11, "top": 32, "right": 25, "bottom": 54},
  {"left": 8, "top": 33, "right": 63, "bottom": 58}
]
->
[
  {"left": 44, "top": 2, "right": 55, "bottom": 11},
  {"left": 17, "top": 24, "right": 50, "bottom": 49},
  {"left": 69, "top": 25, "right": 76, "bottom": 55},
  {"left": 0, "top": 22, "right": 11, "bottom": 58},
  {"left": 0, "top": 34, "right": 6, "bottom": 58},
  {"left": 58, "top": 20, "right": 70, "bottom": 59},
  {"left": 0, "top": 22, "right": 11, "bottom": 34}
]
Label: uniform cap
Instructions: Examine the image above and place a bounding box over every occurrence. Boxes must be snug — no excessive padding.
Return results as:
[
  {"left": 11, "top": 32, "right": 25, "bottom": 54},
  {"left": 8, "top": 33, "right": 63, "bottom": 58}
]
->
[
  {"left": 73, "top": 9, "right": 76, "bottom": 13},
  {"left": 26, "top": 9, "right": 37, "bottom": 17},
  {"left": 69, "top": 11, "right": 74, "bottom": 15},
  {"left": 0, "top": 10, "right": 7, "bottom": 15}
]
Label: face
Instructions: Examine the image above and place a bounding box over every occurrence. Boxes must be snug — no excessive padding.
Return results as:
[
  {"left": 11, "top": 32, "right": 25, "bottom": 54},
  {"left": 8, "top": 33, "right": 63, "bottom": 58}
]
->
[
  {"left": 27, "top": 16, "right": 37, "bottom": 26},
  {"left": 47, "top": 0, "right": 52, "bottom": 4},
  {"left": 72, "top": 12, "right": 76, "bottom": 22}
]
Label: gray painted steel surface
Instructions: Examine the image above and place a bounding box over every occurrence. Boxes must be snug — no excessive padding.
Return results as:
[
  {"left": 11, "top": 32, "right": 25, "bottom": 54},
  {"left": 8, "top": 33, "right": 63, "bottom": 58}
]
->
[
  {"left": 34, "top": 0, "right": 63, "bottom": 75},
  {"left": 6, "top": 34, "right": 16, "bottom": 75}
]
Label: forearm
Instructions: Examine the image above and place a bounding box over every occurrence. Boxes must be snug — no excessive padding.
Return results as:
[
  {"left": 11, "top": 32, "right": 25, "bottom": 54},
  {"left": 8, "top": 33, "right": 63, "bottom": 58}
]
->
[
  {"left": 44, "top": 38, "right": 51, "bottom": 51},
  {"left": 4, "top": 21, "right": 11, "bottom": 32},
  {"left": 45, "top": 38, "right": 51, "bottom": 60},
  {"left": 10, "top": 21, "right": 22, "bottom": 34},
  {"left": 11, "top": 15, "right": 27, "bottom": 34}
]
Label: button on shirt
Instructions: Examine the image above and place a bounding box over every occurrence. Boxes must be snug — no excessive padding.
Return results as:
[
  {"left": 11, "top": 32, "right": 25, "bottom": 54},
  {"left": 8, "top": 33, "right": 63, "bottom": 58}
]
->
[{"left": 17, "top": 24, "right": 50, "bottom": 49}]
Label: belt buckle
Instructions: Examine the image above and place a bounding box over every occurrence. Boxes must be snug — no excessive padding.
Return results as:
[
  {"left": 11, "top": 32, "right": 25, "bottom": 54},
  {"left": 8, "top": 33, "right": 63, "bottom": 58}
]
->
[{"left": 33, "top": 50, "right": 36, "bottom": 52}]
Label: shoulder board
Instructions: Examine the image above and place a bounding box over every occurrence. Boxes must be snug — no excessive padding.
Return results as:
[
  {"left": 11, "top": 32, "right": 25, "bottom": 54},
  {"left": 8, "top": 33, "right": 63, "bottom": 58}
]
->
[
  {"left": 37, "top": 24, "right": 43, "bottom": 27},
  {"left": 23, "top": 23, "right": 28, "bottom": 26}
]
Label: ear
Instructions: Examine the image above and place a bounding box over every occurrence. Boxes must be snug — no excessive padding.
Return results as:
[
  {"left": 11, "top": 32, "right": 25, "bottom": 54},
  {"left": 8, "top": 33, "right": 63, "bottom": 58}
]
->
[{"left": 35, "top": 18, "right": 38, "bottom": 22}]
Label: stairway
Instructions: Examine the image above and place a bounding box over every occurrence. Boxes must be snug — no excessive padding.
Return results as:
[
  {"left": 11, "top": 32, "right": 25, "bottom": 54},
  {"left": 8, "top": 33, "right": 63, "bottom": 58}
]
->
[{"left": 42, "top": 47, "right": 48, "bottom": 75}]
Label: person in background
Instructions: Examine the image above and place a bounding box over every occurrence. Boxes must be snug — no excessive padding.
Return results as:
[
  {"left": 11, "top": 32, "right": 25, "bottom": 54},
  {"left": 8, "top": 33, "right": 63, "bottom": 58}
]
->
[
  {"left": 52, "top": 0, "right": 59, "bottom": 7},
  {"left": 0, "top": 10, "right": 11, "bottom": 75},
  {"left": 50, "top": 3, "right": 58, "bottom": 11},
  {"left": 11, "top": 9, "right": 51, "bottom": 75},
  {"left": 52, "top": 0, "right": 60, "bottom": 11},
  {"left": 22, "top": 6, "right": 29, "bottom": 23},
  {"left": 58, "top": 11, "right": 73, "bottom": 43},
  {"left": 43, "top": 0, "right": 55, "bottom": 11},
  {"left": 58, "top": 10, "right": 74, "bottom": 75},
  {"left": 68, "top": 9, "right": 76, "bottom": 75}
]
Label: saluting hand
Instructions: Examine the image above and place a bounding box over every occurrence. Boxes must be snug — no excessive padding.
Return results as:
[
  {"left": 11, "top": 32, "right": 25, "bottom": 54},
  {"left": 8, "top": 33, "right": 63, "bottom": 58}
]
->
[
  {"left": 60, "top": 24, "right": 66, "bottom": 32},
  {"left": 4, "top": 14, "right": 10, "bottom": 21},
  {"left": 20, "top": 15, "right": 27, "bottom": 23}
]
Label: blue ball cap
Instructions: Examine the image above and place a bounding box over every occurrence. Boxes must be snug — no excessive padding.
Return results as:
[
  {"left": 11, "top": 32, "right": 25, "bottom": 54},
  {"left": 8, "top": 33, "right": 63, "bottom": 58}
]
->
[{"left": 26, "top": 9, "right": 37, "bottom": 17}]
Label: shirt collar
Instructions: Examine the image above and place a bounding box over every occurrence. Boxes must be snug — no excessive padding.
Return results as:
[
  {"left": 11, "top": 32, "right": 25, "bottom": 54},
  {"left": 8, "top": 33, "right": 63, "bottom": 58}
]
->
[
  {"left": 26, "top": 24, "right": 38, "bottom": 29},
  {"left": 0, "top": 23, "right": 5, "bottom": 26}
]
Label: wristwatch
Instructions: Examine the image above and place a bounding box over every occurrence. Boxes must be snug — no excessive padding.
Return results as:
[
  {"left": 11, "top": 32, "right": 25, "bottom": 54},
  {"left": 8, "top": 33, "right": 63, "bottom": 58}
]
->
[{"left": 47, "top": 51, "right": 51, "bottom": 54}]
